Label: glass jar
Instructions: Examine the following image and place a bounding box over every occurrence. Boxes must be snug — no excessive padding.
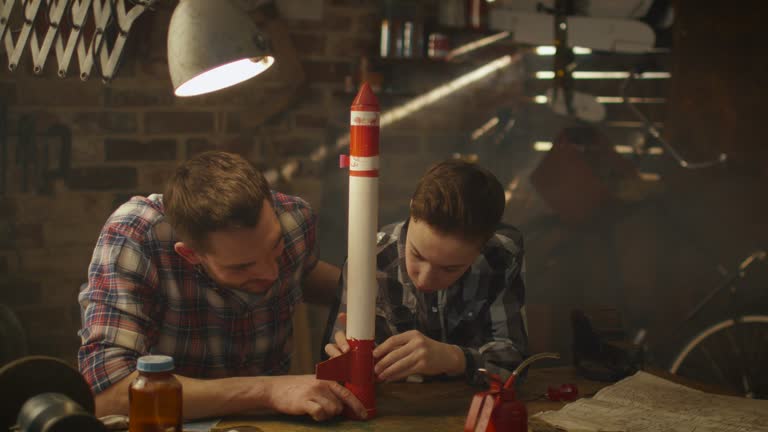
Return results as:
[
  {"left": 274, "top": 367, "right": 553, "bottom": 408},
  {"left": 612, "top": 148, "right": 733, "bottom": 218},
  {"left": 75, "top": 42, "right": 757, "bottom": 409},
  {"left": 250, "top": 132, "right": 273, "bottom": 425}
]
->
[{"left": 129, "top": 355, "right": 183, "bottom": 432}]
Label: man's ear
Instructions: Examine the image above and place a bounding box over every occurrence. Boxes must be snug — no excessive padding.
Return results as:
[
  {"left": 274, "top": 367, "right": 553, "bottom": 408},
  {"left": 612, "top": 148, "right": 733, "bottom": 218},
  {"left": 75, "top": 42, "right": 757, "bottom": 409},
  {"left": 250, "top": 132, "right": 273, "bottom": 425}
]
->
[{"left": 174, "top": 242, "right": 202, "bottom": 265}]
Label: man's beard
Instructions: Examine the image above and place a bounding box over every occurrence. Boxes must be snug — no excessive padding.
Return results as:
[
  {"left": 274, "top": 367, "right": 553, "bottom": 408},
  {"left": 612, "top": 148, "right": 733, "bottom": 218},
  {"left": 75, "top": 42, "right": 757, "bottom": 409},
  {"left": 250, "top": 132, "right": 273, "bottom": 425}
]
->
[
  {"left": 199, "top": 261, "right": 274, "bottom": 293},
  {"left": 198, "top": 261, "right": 240, "bottom": 291}
]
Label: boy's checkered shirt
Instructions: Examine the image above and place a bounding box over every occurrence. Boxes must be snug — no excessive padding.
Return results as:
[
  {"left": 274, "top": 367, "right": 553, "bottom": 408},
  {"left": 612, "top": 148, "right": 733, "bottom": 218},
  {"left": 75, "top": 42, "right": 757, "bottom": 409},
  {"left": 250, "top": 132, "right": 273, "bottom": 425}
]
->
[{"left": 333, "top": 220, "right": 528, "bottom": 384}]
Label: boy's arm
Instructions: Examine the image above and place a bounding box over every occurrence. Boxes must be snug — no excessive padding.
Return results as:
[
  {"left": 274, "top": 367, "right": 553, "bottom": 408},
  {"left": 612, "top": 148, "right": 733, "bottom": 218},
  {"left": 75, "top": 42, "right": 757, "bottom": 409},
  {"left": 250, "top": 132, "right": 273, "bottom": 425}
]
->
[
  {"left": 461, "top": 255, "right": 528, "bottom": 385},
  {"left": 363, "top": 250, "right": 528, "bottom": 383}
]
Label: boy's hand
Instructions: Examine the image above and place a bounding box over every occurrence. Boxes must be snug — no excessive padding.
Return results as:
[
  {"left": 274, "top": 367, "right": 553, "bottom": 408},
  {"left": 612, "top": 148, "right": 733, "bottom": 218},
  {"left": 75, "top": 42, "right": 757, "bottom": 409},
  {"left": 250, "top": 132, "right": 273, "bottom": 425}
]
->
[
  {"left": 323, "top": 312, "right": 350, "bottom": 358},
  {"left": 372, "top": 330, "right": 465, "bottom": 382}
]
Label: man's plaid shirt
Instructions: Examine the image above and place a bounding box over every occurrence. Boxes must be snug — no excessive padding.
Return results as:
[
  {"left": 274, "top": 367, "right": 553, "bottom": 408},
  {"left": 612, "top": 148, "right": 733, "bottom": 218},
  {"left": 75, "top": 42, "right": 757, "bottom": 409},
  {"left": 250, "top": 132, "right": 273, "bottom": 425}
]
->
[
  {"left": 78, "top": 191, "right": 318, "bottom": 394},
  {"left": 333, "top": 220, "right": 528, "bottom": 384}
]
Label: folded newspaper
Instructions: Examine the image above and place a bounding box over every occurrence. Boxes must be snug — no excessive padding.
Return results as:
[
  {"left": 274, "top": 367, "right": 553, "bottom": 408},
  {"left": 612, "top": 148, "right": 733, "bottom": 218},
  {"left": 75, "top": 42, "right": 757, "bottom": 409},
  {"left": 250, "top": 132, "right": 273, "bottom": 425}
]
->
[{"left": 529, "top": 371, "right": 768, "bottom": 432}]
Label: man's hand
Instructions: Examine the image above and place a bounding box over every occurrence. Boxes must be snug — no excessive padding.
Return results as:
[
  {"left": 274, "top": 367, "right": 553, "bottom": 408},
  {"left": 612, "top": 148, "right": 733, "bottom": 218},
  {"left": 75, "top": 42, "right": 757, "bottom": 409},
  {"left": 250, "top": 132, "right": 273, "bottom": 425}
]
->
[
  {"left": 266, "top": 375, "right": 367, "bottom": 421},
  {"left": 323, "top": 312, "right": 350, "bottom": 358},
  {"left": 372, "top": 330, "right": 465, "bottom": 382}
]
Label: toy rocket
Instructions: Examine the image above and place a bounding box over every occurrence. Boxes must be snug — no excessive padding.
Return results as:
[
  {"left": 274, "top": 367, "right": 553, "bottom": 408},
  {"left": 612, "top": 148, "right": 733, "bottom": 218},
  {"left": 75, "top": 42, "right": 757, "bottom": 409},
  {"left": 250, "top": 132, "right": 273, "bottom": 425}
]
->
[{"left": 315, "top": 83, "right": 380, "bottom": 420}]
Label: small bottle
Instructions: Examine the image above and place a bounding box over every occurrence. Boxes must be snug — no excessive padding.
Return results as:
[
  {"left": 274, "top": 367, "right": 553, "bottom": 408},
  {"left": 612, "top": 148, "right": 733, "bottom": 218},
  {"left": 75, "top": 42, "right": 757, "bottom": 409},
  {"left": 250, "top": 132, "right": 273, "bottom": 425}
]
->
[
  {"left": 129, "top": 355, "right": 183, "bottom": 432},
  {"left": 465, "top": 0, "right": 488, "bottom": 30}
]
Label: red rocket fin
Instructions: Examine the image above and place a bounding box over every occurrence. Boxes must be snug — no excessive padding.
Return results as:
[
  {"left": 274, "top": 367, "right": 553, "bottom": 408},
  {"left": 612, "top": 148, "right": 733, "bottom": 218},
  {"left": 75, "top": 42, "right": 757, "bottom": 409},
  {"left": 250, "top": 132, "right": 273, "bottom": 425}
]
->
[{"left": 316, "top": 351, "right": 351, "bottom": 382}]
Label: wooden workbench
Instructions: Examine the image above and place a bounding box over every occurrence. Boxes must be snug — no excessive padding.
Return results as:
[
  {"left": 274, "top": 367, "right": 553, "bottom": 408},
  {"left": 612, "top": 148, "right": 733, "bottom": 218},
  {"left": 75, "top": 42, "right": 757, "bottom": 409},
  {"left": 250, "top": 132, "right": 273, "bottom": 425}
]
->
[{"left": 211, "top": 367, "right": 609, "bottom": 432}]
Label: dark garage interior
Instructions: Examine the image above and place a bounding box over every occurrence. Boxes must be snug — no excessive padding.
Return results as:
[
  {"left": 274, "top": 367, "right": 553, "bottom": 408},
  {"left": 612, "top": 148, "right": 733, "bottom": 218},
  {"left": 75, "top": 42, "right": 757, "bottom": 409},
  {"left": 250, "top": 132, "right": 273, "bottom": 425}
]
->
[{"left": 0, "top": 0, "right": 766, "bottom": 430}]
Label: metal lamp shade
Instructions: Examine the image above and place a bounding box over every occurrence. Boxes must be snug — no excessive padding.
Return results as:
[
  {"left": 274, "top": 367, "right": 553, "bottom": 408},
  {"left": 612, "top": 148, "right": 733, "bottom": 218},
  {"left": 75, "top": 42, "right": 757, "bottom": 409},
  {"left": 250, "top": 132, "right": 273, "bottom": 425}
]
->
[{"left": 168, "top": 0, "right": 275, "bottom": 97}]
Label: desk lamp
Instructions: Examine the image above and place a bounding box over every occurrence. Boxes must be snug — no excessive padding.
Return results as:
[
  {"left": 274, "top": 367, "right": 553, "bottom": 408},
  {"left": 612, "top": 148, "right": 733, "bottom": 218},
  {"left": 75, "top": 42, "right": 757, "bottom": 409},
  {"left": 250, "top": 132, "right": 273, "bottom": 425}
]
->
[{"left": 168, "top": 0, "right": 275, "bottom": 97}]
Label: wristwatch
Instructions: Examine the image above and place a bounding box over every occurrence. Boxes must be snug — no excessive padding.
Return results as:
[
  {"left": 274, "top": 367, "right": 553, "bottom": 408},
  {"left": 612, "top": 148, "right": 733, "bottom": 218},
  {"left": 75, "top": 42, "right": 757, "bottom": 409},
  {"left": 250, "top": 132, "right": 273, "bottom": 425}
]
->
[{"left": 461, "top": 346, "right": 477, "bottom": 383}]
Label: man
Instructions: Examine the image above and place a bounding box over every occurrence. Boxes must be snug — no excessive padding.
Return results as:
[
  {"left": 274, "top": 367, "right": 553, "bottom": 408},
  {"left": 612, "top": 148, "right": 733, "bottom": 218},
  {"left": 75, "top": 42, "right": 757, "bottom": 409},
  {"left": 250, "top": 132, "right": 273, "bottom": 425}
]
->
[
  {"left": 325, "top": 159, "right": 528, "bottom": 384},
  {"left": 78, "top": 151, "right": 367, "bottom": 421}
]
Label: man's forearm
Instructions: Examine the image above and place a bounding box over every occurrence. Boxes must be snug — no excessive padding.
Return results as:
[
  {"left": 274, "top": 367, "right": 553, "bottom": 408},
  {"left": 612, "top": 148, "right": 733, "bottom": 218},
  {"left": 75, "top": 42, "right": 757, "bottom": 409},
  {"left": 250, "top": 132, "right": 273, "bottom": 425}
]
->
[
  {"left": 179, "top": 374, "right": 274, "bottom": 419},
  {"left": 95, "top": 372, "right": 275, "bottom": 420}
]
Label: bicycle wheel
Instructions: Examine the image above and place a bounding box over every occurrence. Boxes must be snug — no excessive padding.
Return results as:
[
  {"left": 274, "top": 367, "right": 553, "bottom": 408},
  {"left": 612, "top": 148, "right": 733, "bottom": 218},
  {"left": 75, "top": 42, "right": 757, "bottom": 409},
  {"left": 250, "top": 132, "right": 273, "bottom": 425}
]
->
[{"left": 668, "top": 315, "right": 768, "bottom": 399}]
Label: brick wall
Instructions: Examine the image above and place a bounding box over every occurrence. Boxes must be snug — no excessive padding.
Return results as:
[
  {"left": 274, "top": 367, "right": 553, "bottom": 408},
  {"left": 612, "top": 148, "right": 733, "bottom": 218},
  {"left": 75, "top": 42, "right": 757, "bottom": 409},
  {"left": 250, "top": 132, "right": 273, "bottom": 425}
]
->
[{"left": 0, "top": 0, "right": 389, "bottom": 365}]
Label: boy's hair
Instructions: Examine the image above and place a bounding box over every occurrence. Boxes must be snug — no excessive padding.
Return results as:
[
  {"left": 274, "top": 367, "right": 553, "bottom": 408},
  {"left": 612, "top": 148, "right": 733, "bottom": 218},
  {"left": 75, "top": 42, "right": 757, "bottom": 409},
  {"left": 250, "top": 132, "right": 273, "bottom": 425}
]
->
[
  {"left": 410, "top": 159, "right": 504, "bottom": 244},
  {"left": 164, "top": 151, "right": 272, "bottom": 251}
]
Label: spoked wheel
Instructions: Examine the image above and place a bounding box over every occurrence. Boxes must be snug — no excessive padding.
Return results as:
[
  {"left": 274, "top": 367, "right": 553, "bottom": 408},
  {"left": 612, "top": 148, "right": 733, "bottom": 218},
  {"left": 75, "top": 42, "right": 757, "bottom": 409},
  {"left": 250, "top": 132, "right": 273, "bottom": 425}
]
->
[{"left": 669, "top": 315, "right": 768, "bottom": 399}]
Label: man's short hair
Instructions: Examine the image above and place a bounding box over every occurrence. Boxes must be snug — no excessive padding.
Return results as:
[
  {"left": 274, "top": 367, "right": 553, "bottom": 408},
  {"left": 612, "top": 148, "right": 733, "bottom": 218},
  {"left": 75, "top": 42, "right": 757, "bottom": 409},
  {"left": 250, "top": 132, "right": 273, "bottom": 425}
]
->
[
  {"left": 164, "top": 151, "right": 272, "bottom": 251},
  {"left": 410, "top": 159, "right": 505, "bottom": 244}
]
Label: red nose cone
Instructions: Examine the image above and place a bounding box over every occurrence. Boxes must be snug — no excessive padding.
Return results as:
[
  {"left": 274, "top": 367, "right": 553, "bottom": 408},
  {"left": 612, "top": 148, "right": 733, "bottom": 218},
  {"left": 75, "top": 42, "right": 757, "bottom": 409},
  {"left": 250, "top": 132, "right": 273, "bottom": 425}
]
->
[{"left": 352, "top": 82, "right": 380, "bottom": 111}]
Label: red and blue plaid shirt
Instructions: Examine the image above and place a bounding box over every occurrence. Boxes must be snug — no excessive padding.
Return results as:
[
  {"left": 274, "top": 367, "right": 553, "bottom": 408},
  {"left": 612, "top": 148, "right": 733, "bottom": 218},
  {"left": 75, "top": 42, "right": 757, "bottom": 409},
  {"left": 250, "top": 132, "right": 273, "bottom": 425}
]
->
[{"left": 78, "top": 191, "right": 318, "bottom": 394}]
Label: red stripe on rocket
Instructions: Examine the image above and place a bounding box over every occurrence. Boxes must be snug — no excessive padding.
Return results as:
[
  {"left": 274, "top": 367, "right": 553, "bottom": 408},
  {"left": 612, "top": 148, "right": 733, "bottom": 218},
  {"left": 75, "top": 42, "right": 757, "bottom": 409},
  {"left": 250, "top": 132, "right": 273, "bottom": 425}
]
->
[
  {"left": 349, "top": 85, "right": 380, "bottom": 177},
  {"left": 316, "top": 83, "right": 380, "bottom": 420}
]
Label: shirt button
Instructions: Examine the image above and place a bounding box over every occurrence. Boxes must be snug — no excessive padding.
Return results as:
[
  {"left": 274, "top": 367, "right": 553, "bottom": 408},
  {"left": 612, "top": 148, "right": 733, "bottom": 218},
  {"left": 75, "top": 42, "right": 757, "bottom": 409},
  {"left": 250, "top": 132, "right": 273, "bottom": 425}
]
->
[
  {"left": 432, "top": 307, "right": 438, "bottom": 313},
  {"left": 376, "top": 232, "right": 389, "bottom": 245},
  {"left": 468, "top": 312, "right": 473, "bottom": 317}
]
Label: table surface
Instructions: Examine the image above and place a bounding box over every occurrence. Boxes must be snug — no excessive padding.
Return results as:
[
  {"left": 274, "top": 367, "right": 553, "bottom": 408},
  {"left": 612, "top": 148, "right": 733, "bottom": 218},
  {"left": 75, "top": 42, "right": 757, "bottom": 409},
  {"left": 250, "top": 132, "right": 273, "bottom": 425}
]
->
[{"left": 210, "top": 367, "right": 611, "bottom": 432}]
